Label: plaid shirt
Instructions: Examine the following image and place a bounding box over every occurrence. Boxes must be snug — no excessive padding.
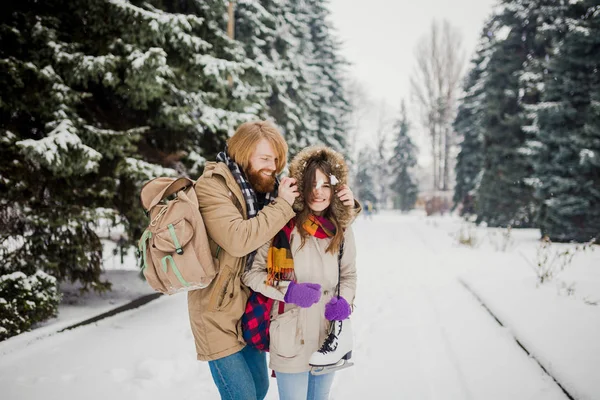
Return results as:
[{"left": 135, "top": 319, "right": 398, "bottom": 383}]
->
[
  {"left": 242, "top": 291, "right": 274, "bottom": 351},
  {"left": 216, "top": 147, "right": 278, "bottom": 271}
]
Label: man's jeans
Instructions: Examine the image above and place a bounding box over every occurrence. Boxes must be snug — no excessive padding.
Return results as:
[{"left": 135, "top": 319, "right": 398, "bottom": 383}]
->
[
  {"left": 208, "top": 346, "right": 269, "bottom": 400},
  {"left": 275, "top": 371, "right": 335, "bottom": 400}
]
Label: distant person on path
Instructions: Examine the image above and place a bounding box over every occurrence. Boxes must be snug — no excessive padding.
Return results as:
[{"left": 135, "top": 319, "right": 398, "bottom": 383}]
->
[
  {"left": 188, "top": 122, "right": 357, "bottom": 400},
  {"left": 364, "top": 200, "right": 373, "bottom": 219},
  {"left": 243, "top": 146, "right": 358, "bottom": 400}
]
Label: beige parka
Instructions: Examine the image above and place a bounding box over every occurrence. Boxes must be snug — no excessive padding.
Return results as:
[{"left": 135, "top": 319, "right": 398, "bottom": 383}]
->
[
  {"left": 242, "top": 146, "right": 358, "bottom": 373},
  {"left": 187, "top": 162, "right": 295, "bottom": 361}
]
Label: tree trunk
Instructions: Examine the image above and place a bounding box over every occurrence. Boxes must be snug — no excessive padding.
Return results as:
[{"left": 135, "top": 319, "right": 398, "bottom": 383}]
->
[
  {"left": 430, "top": 125, "right": 438, "bottom": 190},
  {"left": 410, "top": 19, "right": 465, "bottom": 193},
  {"left": 442, "top": 126, "right": 451, "bottom": 190}
]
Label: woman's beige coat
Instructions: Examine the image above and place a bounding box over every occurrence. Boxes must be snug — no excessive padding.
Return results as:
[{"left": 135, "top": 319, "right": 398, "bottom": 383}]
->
[
  {"left": 242, "top": 145, "right": 358, "bottom": 373},
  {"left": 243, "top": 225, "right": 357, "bottom": 373}
]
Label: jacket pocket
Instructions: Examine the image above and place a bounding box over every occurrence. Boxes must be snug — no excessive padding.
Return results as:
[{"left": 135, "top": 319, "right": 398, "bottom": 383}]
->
[
  {"left": 208, "top": 266, "right": 235, "bottom": 311},
  {"left": 270, "top": 307, "right": 303, "bottom": 358}
]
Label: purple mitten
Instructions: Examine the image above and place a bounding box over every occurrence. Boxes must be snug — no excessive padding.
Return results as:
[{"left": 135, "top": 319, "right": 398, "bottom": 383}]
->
[
  {"left": 325, "top": 296, "right": 351, "bottom": 321},
  {"left": 284, "top": 281, "right": 321, "bottom": 308}
]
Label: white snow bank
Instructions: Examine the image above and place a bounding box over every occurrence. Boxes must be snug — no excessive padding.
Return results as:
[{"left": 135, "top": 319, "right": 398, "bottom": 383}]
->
[{"left": 461, "top": 265, "right": 600, "bottom": 400}]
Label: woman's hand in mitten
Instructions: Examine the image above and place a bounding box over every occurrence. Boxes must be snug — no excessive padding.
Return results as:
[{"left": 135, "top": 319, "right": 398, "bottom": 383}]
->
[
  {"left": 284, "top": 281, "right": 321, "bottom": 308},
  {"left": 325, "top": 296, "right": 351, "bottom": 321}
]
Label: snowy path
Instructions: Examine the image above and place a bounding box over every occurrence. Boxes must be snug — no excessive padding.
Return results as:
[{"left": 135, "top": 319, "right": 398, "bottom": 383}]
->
[
  {"left": 0, "top": 213, "right": 568, "bottom": 400},
  {"left": 334, "top": 215, "right": 566, "bottom": 399}
]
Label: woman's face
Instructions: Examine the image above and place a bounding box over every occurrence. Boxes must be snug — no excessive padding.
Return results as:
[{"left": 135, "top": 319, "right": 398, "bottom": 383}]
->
[{"left": 308, "top": 168, "right": 332, "bottom": 216}]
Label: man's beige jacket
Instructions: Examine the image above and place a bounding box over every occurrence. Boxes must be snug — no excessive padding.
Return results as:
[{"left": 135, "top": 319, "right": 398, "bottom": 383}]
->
[{"left": 188, "top": 162, "right": 295, "bottom": 361}]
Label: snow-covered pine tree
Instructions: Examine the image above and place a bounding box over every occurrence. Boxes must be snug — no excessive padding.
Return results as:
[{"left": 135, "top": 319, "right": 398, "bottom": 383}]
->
[
  {"left": 305, "top": 0, "right": 350, "bottom": 153},
  {"left": 234, "top": 0, "right": 311, "bottom": 154},
  {"left": 354, "top": 147, "right": 378, "bottom": 205},
  {"left": 453, "top": 21, "right": 493, "bottom": 216},
  {"left": 475, "top": 0, "right": 545, "bottom": 228},
  {"left": 0, "top": 0, "right": 266, "bottom": 339},
  {"left": 389, "top": 102, "right": 418, "bottom": 211},
  {"left": 259, "top": 0, "right": 320, "bottom": 155},
  {"left": 517, "top": 0, "right": 569, "bottom": 224},
  {"left": 235, "top": 0, "right": 349, "bottom": 156},
  {"left": 534, "top": 0, "right": 600, "bottom": 242},
  {"left": 233, "top": 0, "right": 281, "bottom": 117},
  {"left": 1, "top": 1, "right": 113, "bottom": 337}
]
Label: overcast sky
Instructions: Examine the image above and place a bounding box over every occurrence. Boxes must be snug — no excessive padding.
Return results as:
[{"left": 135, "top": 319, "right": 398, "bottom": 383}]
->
[{"left": 328, "top": 0, "right": 498, "bottom": 164}]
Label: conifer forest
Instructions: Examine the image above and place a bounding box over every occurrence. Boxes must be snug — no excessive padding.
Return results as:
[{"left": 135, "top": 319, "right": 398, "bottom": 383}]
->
[{"left": 1, "top": 0, "right": 598, "bottom": 340}]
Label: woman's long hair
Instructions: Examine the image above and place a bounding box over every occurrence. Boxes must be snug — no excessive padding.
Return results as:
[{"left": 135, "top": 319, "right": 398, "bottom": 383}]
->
[{"left": 295, "top": 159, "right": 344, "bottom": 255}]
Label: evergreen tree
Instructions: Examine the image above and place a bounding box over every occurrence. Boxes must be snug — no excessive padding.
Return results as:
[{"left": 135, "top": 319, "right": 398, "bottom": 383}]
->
[
  {"left": 305, "top": 0, "right": 350, "bottom": 153},
  {"left": 453, "top": 22, "right": 492, "bottom": 216},
  {"left": 534, "top": 0, "right": 600, "bottom": 242},
  {"left": 354, "top": 147, "right": 378, "bottom": 205},
  {"left": 264, "top": 0, "right": 320, "bottom": 154},
  {"left": 390, "top": 102, "right": 418, "bottom": 211},
  {"left": 235, "top": 0, "right": 349, "bottom": 156},
  {"left": 0, "top": 0, "right": 353, "bottom": 339},
  {"left": 234, "top": 0, "right": 292, "bottom": 124},
  {"left": 234, "top": 0, "right": 315, "bottom": 154},
  {"left": 476, "top": 0, "right": 548, "bottom": 227},
  {"left": 0, "top": 0, "right": 267, "bottom": 337}
]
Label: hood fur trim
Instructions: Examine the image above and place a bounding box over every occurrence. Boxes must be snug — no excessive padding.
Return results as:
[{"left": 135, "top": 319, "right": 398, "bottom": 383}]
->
[{"left": 288, "top": 146, "right": 353, "bottom": 229}]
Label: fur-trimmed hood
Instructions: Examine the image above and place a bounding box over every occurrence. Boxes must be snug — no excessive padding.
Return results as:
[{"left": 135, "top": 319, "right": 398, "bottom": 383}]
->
[{"left": 288, "top": 146, "right": 353, "bottom": 229}]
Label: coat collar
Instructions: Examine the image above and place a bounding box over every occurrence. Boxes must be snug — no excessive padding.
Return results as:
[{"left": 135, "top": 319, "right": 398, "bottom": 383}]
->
[{"left": 202, "top": 161, "right": 248, "bottom": 217}]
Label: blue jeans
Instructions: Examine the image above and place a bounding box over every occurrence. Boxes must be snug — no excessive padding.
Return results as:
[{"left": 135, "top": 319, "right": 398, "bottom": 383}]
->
[
  {"left": 208, "top": 346, "right": 269, "bottom": 400},
  {"left": 276, "top": 371, "right": 335, "bottom": 400}
]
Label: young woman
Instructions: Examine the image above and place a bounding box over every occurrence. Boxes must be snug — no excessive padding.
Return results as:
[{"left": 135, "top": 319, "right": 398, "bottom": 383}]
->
[{"left": 243, "top": 146, "right": 358, "bottom": 400}]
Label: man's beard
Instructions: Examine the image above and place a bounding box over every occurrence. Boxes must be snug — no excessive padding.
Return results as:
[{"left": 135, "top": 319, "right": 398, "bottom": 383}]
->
[{"left": 246, "top": 166, "right": 276, "bottom": 193}]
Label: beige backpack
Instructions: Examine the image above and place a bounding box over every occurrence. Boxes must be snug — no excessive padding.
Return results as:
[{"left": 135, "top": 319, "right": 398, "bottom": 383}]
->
[{"left": 138, "top": 177, "right": 217, "bottom": 294}]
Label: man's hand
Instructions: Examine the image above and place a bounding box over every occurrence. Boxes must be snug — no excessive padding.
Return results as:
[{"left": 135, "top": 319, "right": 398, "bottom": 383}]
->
[
  {"left": 279, "top": 177, "right": 299, "bottom": 206},
  {"left": 336, "top": 184, "right": 355, "bottom": 207}
]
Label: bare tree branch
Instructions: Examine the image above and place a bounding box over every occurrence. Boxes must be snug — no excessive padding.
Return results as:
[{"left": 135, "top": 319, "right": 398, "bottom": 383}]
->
[{"left": 410, "top": 19, "right": 465, "bottom": 191}]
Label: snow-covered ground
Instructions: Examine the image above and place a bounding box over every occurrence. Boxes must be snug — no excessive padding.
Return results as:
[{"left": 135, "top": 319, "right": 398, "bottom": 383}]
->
[
  {"left": 0, "top": 211, "right": 598, "bottom": 400},
  {"left": 0, "top": 239, "right": 156, "bottom": 358}
]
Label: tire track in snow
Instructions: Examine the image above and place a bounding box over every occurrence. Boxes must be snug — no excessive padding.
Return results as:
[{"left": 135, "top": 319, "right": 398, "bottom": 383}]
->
[
  {"left": 459, "top": 279, "right": 575, "bottom": 400},
  {"left": 405, "top": 219, "right": 475, "bottom": 400},
  {"left": 407, "top": 216, "right": 570, "bottom": 400}
]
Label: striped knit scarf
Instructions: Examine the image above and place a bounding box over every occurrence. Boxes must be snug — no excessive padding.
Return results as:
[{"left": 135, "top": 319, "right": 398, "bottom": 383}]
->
[
  {"left": 266, "top": 215, "right": 336, "bottom": 286},
  {"left": 216, "top": 147, "right": 278, "bottom": 271}
]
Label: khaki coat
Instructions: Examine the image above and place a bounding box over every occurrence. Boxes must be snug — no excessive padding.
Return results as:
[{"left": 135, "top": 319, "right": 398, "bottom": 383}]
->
[{"left": 187, "top": 162, "right": 295, "bottom": 361}]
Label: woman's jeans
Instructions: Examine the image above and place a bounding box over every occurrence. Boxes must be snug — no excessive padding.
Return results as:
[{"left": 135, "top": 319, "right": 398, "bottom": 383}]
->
[
  {"left": 275, "top": 371, "right": 335, "bottom": 400},
  {"left": 208, "top": 346, "right": 269, "bottom": 400}
]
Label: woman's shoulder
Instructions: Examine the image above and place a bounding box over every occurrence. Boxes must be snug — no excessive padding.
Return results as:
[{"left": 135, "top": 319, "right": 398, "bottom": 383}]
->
[
  {"left": 341, "top": 225, "right": 356, "bottom": 249},
  {"left": 343, "top": 224, "right": 355, "bottom": 236}
]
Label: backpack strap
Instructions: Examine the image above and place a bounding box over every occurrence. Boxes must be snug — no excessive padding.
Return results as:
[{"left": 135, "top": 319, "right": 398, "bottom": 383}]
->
[
  {"left": 138, "top": 230, "right": 153, "bottom": 271},
  {"left": 336, "top": 238, "right": 345, "bottom": 299},
  {"left": 141, "top": 177, "right": 194, "bottom": 211}
]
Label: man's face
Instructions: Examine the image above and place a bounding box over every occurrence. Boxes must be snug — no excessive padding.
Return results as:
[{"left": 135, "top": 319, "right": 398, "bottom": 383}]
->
[{"left": 246, "top": 139, "right": 278, "bottom": 193}]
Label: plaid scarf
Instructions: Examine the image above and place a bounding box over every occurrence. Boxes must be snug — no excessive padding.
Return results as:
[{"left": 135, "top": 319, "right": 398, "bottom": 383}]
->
[
  {"left": 266, "top": 215, "right": 336, "bottom": 286},
  {"left": 303, "top": 214, "right": 336, "bottom": 238},
  {"left": 216, "top": 147, "right": 278, "bottom": 271}
]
